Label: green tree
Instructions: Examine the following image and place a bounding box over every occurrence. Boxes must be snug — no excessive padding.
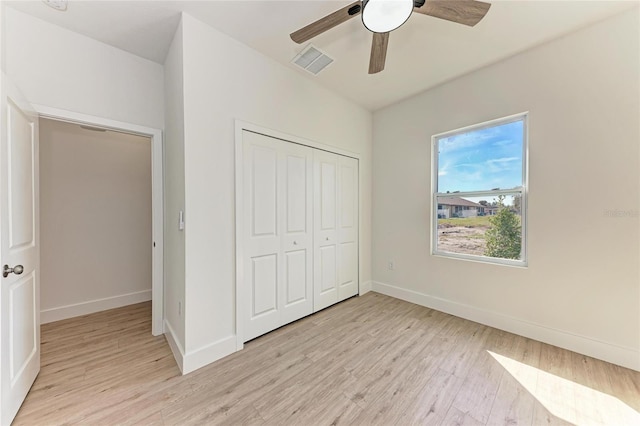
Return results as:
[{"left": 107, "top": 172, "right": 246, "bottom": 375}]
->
[{"left": 484, "top": 195, "right": 521, "bottom": 259}]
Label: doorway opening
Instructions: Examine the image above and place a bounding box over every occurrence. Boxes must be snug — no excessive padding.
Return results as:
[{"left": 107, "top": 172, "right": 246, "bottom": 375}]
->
[{"left": 35, "top": 107, "right": 164, "bottom": 336}]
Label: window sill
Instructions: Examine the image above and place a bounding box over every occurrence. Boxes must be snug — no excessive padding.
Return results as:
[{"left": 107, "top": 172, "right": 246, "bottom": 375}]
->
[{"left": 431, "top": 251, "right": 528, "bottom": 268}]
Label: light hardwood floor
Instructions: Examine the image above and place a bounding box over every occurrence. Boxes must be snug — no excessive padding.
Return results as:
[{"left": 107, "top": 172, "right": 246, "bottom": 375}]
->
[{"left": 13, "top": 293, "right": 640, "bottom": 425}]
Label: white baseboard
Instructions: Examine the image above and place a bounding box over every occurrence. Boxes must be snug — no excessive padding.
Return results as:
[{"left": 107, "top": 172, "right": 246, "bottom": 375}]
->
[
  {"left": 372, "top": 281, "right": 640, "bottom": 372},
  {"left": 164, "top": 319, "right": 185, "bottom": 374},
  {"left": 183, "top": 336, "right": 237, "bottom": 375},
  {"left": 164, "top": 320, "right": 238, "bottom": 375},
  {"left": 359, "top": 280, "right": 372, "bottom": 295},
  {"left": 41, "top": 290, "right": 152, "bottom": 324}
]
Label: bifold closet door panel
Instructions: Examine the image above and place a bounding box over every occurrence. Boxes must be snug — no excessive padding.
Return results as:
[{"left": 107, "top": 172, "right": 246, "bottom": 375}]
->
[
  {"left": 242, "top": 131, "right": 313, "bottom": 341},
  {"left": 313, "top": 150, "right": 339, "bottom": 312},
  {"left": 280, "top": 142, "right": 314, "bottom": 326},
  {"left": 338, "top": 156, "right": 359, "bottom": 301},
  {"left": 243, "top": 132, "right": 282, "bottom": 340}
]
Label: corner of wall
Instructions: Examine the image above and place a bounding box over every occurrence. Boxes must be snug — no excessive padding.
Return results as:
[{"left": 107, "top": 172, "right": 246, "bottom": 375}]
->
[
  {"left": 162, "top": 14, "right": 187, "bottom": 357},
  {"left": 181, "top": 336, "right": 237, "bottom": 375},
  {"left": 359, "top": 280, "right": 373, "bottom": 295},
  {"left": 164, "top": 319, "right": 185, "bottom": 374}
]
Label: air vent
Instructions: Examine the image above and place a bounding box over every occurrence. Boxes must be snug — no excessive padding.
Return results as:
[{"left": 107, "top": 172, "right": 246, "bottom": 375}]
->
[{"left": 291, "top": 45, "right": 334, "bottom": 76}]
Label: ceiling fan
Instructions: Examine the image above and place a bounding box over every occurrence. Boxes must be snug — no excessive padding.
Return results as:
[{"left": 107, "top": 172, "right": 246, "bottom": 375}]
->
[{"left": 290, "top": 0, "right": 491, "bottom": 74}]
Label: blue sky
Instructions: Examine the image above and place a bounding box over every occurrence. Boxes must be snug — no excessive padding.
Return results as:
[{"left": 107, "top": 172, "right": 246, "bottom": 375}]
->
[{"left": 437, "top": 120, "right": 524, "bottom": 193}]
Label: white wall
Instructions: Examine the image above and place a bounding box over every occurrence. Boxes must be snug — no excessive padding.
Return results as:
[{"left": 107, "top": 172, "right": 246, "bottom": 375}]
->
[
  {"left": 39, "top": 119, "right": 152, "bottom": 322},
  {"left": 1, "top": 3, "right": 5, "bottom": 73},
  {"left": 175, "top": 13, "right": 373, "bottom": 373},
  {"left": 4, "top": 7, "right": 163, "bottom": 129},
  {"left": 163, "top": 20, "right": 186, "bottom": 356},
  {"left": 372, "top": 9, "right": 639, "bottom": 370}
]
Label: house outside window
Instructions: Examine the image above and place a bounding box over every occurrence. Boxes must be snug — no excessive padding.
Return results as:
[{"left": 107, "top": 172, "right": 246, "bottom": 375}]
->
[{"left": 432, "top": 113, "right": 528, "bottom": 266}]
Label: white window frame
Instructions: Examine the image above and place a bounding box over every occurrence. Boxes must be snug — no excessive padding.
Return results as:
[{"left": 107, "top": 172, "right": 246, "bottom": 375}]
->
[{"left": 431, "top": 112, "right": 529, "bottom": 267}]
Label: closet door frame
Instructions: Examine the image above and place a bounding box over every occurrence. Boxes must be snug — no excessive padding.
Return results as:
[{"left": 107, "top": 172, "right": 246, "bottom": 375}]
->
[{"left": 234, "top": 120, "right": 361, "bottom": 351}]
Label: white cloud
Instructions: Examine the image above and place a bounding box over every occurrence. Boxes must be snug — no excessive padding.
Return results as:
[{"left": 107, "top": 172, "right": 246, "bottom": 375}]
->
[
  {"left": 486, "top": 156, "right": 520, "bottom": 173},
  {"left": 438, "top": 128, "right": 499, "bottom": 154},
  {"left": 487, "top": 157, "right": 519, "bottom": 165},
  {"left": 492, "top": 139, "right": 515, "bottom": 147}
]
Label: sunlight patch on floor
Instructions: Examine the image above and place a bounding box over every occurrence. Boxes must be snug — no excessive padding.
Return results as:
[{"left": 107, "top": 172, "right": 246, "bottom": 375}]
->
[{"left": 488, "top": 351, "right": 639, "bottom": 425}]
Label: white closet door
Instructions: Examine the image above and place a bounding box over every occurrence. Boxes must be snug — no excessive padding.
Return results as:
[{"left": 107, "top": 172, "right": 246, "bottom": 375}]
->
[
  {"left": 279, "top": 142, "right": 313, "bottom": 325},
  {"left": 313, "top": 150, "right": 339, "bottom": 311},
  {"left": 338, "top": 156, "right": 359, "bottom": 301},
  {"left": 243, "top": 132, "right": 282, "bottom": 340},
  {"left": 243, "top": 131, "right": 313, "bottom": 341}
]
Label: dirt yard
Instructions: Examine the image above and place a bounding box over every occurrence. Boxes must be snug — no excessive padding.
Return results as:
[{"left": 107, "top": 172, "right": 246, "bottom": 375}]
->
[{"left": 437, "top": 223, "right": 488, "bottom": 256}]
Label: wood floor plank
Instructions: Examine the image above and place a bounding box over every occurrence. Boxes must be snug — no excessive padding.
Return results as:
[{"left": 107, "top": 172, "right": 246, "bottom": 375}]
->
[
  {"left": 393, "top": 367, "right": 465, "bottom": 425},
  {"left": 531, "top": 343, "right": 578, "bottom": 425},
  {"left": 257, "top": 367, "right": 359, "bottom": 424},
  {"left": 12, "top": 295, "right": 640, "bottom": 426},
  {"left": 437, "top": 318, "right": 492, "bottom": 379},
  {"left": 451, "top": 330, "right": 506, "bottom": 424},
  {"left": 442, "top": 405, "right": 485, "bottom": 426},
  {"left": 343, "top": 327, "right": 448, "bottom": 412},
  {"left": 601, "top": 361, "right": 640, "bottom": 411},
  {"left": 485, "top": 333, "right": 539, "bottom": 426}
]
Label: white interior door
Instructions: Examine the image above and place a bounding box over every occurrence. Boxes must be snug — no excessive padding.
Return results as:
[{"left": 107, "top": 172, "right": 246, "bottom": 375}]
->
[
  {"left": 338, "top": 156, "right": 358, "bottom": 301},
  {"left": 313, "top": 150, "right": 339, "bottom": 311},
  {"left": 242, "top": 131, "right": 313, "bottom": 341},
  {"left": 0, "top": 74, "right": 40, "bottom": 425}
]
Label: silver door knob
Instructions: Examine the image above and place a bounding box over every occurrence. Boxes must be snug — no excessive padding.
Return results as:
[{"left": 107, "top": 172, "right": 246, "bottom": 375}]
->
[{"left": 3, "top": 264, "right": 24, "bottom": 278}]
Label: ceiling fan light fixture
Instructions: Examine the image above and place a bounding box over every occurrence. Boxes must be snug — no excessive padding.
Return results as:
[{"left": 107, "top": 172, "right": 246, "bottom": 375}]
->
[{"left": 362, "top": 0, "right": 413, "bottom": 33}]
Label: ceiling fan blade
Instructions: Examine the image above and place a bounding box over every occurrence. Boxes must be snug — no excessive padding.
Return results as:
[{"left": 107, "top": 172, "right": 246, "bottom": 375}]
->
[
  {"left": 413, "top": 0, "right": 491, "bottom": 27},
  {"left": 290, "top": 1, "right": 362, "bottom": 44},
  {"left": 369, "top": 32, "right": 389, "bottom": 74}
]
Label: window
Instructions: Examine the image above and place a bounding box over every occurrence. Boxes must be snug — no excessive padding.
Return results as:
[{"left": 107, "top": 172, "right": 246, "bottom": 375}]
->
[{"left": 432, "top": 113, "right": 527, "bottom": 266}]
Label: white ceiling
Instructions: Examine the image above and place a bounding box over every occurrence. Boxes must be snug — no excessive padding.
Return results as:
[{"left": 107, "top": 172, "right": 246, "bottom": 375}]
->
[{"left": 7, "top": 1, "right": 637, "bottom": 110}]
